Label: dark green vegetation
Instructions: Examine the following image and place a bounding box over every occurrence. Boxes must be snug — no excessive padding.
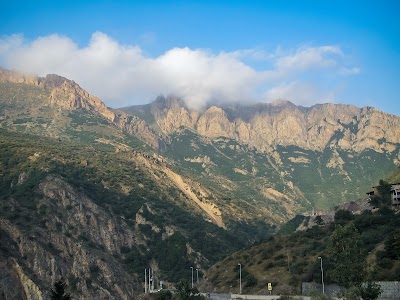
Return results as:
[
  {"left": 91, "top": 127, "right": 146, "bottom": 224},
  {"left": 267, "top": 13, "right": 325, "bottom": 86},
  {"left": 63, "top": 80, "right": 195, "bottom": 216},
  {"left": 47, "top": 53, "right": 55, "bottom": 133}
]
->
[
  {"left": 206, "top": 197, "right": 400, "bottom": 295},
  {"left": 0, "top": 129, "right": 248, "bottom": 297},
  {"left": 369, "top": 179, "right": 393, "bottom": 210},
  {"left": 50, "top": 279, "right": 72, "bottom": 300},
  {"left": 327, "top": 223, "right": 366, "bottom": 288}
]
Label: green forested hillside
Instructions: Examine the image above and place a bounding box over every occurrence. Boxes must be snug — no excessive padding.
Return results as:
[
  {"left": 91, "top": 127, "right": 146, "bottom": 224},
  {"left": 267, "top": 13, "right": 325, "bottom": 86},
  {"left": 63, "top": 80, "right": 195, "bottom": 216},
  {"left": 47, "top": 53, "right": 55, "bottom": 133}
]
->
[
  {"left": 0, "top": 129, "right": 249, "bottom": 298},
  {"left": 205, "top": 205, "right": 400, "bottom": 295}
]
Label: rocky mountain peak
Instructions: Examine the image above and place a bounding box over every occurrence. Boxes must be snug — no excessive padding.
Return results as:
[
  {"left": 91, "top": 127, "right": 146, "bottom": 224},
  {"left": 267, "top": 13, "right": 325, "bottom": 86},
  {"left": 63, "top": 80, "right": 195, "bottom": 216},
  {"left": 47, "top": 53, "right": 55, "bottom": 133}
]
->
[
  {"left": 0, "top": 68, "right": 166, "bottom": 150},
  {"left": 270, "top": 99, "right": 296, "bottom": 107},
  {"left": 38, "top": 73, "right": 71, "bottom": 90},
  {"left": 125, "top": 96, "right": 400, "bottom": 154}
]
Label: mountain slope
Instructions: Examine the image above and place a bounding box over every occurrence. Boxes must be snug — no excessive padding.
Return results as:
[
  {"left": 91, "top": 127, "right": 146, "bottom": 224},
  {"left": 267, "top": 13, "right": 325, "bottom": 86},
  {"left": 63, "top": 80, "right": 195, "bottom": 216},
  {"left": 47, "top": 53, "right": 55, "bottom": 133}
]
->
[
  {"left": 122, "top": 96, "right": 400, "bottom": 213},
  {"left": 0, "top": 68, "right": 165, "bottom": 150},
  {"left": 204, "top": 205, "right": 400, "bottom": 295},
  {"left": 0, "top": 129, "right": 252, "bottom": 299},
  {"left": 0, "top": 68, "right": 279, "bottom": 298},
  {"left": 1, "top": 67, "right": 399, "bottom": 297}
]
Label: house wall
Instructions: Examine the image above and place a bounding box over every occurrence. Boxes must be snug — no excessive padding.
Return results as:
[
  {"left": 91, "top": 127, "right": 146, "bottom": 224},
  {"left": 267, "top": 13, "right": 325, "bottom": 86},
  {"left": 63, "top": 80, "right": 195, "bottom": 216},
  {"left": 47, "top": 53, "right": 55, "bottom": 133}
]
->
[{"left": 302, "top": 282, "right": 400, "bottom": 299}]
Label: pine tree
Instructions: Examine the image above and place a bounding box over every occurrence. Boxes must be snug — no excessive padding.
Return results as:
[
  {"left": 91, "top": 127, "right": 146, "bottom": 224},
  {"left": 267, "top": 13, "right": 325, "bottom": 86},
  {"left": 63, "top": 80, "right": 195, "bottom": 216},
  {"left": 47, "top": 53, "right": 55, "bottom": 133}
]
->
[{"left": 50, "top": 278, "right": 72, "bottom": 300}]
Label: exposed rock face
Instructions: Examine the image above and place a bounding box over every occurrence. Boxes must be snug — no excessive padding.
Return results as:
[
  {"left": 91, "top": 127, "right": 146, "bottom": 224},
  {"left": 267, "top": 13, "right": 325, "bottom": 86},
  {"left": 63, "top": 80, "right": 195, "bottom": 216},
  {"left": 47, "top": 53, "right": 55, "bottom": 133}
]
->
[
  {"left": 48, "top": 77, "right": 166, "bottom": 150},
  {"left": 0, "top": 68, "right": 39, "bottom": 85},
  {"left": 0, "top": 68, "right": 165, "bottom": 150},
  {"left": 0, "top": 175, "right": 140, "bottom": 299},
  {"left": 163, "top": 167, "right": 225, "bottom": 228},
  {"left": 143, "top": 97, "right": 400, "bottom": 154}
]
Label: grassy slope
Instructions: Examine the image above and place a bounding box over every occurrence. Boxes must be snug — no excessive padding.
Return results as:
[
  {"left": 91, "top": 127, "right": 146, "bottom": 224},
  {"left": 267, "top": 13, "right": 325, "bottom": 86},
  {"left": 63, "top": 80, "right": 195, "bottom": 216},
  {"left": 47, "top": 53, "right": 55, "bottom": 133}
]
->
[
  {"left": 166, "top": 129, "right": 398, "bottom": 217},
  {"left": 205, "top": 209, "right": 400, "bottom": 295}
]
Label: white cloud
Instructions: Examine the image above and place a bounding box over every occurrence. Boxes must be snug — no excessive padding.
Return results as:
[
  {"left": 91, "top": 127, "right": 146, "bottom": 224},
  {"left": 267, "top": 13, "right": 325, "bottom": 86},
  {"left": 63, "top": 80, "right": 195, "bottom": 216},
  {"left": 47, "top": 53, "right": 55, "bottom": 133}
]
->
[
  {"left": 0, "top": 32, "right": 359, "bottom": 109},
  {"left": 275, "top": 46, "right": 343, "bottom": 75}
]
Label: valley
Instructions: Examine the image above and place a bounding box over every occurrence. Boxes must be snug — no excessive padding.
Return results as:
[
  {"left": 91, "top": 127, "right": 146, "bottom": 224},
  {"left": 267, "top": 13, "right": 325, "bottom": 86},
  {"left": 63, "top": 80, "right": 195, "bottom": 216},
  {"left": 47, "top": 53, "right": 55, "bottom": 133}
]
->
[{"left": 0, "top": 68, "right": 399, "bottom": 299}]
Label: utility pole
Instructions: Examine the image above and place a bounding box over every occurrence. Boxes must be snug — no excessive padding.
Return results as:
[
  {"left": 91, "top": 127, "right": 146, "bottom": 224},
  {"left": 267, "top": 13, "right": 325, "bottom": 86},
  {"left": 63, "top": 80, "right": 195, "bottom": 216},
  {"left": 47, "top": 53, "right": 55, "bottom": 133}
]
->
[
  {"left": 148, "top": 268, "right": 151, "bottom": 293},
  {"left": 190, "top": 267, "right": 194, "bottom": 288},
  {"left": 145, "top": 269, "right": 147, "bottom": 294},
  {"left": 151, "top": 268, "right": 153, "bottom": 292},
  {"left": 238, "top": 263, "right": 242, "bottom": 294},
  {"left": 152, "top": 268, "right": 155, "bottom": 291},
  {"left": 318, "top": 256, "right": 325, "bottom": 294}
]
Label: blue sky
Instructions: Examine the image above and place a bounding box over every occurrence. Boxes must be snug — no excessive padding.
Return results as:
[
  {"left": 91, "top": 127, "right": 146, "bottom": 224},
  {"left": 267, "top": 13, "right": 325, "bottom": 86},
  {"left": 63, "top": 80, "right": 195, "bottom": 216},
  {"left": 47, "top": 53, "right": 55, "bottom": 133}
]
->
[{"left": 1, "top": 0, "right": 399, "bottom": 115}]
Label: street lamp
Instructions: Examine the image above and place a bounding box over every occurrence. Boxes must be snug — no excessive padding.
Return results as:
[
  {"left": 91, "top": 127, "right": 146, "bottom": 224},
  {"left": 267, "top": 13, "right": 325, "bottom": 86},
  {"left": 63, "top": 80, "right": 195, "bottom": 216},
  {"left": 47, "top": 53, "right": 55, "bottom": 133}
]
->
[
  {"left": 318, "top": 256, "right": 325, "bottom": 294},
  {"left": 190, "top": 267, "right": 194, "bottom": 288},
  {"left": 238, "top": 263, "right": 242, "bottom": 294},
  {"left": 196, "top": 268, "right": 199, "bottom": 284},
  {"left": 145, "top": 269, "right": 147, "bottom": 294}
]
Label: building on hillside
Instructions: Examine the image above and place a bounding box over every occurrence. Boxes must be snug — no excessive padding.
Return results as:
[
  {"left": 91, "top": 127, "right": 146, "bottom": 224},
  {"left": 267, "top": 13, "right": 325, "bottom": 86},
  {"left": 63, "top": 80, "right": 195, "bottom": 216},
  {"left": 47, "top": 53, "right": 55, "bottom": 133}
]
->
[{"left": 391, "top": 182, "right": 400, "bottom": 208}]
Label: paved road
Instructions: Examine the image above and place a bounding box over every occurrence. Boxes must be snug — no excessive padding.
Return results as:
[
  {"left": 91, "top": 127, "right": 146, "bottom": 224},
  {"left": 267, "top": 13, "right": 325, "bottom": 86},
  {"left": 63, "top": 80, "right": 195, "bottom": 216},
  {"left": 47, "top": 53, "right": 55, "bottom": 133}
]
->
[
  {"left": 207, "top": 293, "right": 231, "bottom": 299},
  {"left": 206, "top": 293, "right": 312, "bottom": 300}
]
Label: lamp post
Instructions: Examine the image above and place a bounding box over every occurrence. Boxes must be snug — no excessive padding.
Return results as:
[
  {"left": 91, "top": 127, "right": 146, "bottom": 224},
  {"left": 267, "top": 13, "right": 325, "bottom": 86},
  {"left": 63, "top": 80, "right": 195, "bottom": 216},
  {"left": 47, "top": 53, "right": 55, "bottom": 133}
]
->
[
  {"left": 196, "top": 268, "right": 199, "bottom": 284},
  {"left": 238, "top": 263, "right": 242, "bottom": 294},
  {"left": 145, "top": 268, "right": 147, "bottom": 294},
  {"left": 190, "top": 267, "right": 194, "bottom": 288},
  {"left": 318, "top": 256, "right": 325, "bottom": 294}
]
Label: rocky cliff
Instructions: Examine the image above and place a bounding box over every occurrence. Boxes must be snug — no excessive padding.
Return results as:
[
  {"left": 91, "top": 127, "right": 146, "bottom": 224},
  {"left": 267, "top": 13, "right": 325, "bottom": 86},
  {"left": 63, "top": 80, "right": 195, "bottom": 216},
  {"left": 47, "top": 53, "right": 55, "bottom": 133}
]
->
[
  {"left": 131, "top": 96, "right": 400, "bottom": 155},
  {"left": 122, "top": 96, "right": 400, "bottom": 215},
  {"left": 0, "top": 175, "right": 139, "bottom": 299}
]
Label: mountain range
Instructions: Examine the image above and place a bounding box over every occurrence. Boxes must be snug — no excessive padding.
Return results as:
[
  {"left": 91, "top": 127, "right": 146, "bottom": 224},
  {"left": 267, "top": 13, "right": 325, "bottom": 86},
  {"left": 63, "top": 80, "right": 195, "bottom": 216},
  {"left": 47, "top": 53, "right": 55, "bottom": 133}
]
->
[{"left": 0, "top": 67, "right": 399, "bottom": 298}]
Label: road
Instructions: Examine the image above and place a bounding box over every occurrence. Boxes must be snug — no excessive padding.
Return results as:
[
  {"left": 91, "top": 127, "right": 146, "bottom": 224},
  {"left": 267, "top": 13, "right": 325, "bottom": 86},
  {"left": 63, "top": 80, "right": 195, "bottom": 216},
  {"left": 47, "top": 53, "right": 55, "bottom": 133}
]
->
[
  {"left": 206, "top": 293, "right": 312, "bottom": 300},
  {"left": 207, "top": 293, "right": 231, "bottom": 299}
]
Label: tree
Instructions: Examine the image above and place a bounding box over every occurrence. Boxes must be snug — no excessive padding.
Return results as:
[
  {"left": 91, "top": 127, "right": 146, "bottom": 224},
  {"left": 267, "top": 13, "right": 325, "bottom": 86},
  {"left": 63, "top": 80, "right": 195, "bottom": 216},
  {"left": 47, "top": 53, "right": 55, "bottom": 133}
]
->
[
  {"left": 175, "top": 279, "right": 192, "bottom": 300},
  {"left": 334, "top": 210, "right": 354, "bottom": 225},
  {"left": 370, "top": 180, "right": 392, "bottom": 208},
  {"left": 385, "top": 229, "right": 400, "bottom": 259},
  {"left": 152, "top": 289, "right": 172, "bottom": 300},
  {"left": 344, "top": 286, "right": 361, "bottom": 300},
  {"left": 360, "top": 281, "right": 382, "bottom": 300},
  {"left": 315, "top": 215, "right": 324, "bottom": 226},
  {"left": 174, "top": 279, "right": 203, "bottom": 300},
  {"left": 327, "top": 223, "right": 366, "bottom": 288},
  {"left": 51, "top": 278, "right": 72, "bottom": 300}
]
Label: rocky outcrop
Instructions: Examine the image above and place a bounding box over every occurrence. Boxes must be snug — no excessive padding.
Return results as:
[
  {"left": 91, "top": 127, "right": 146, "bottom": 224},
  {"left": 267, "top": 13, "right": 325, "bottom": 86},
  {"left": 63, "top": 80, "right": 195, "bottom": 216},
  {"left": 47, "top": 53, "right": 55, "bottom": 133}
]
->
[
  {"left": 141, "top": 97, "right": 400, "bottom": 155},
  {"left": 0, "top": 175, "right": 140, "bottom": 299},
  {"left": 12, "top": 259, "right": 43, "bottom": 300},
  {"left": 48, "top": 77, "right": 166, "bottom": 150},
  {"left": 0, "top": 68, "right": 166, "bottom": 150},
  {"left": 163, "top": 167, "right": 225, "bottom": 228}
]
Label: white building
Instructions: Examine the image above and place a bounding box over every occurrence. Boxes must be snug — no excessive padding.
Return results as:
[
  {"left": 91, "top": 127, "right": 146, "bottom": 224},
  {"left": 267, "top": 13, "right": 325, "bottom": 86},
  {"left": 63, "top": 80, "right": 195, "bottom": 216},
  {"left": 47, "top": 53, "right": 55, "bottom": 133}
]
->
[{"left": 391, "top": 183, "right": 400, "bottom": 207}]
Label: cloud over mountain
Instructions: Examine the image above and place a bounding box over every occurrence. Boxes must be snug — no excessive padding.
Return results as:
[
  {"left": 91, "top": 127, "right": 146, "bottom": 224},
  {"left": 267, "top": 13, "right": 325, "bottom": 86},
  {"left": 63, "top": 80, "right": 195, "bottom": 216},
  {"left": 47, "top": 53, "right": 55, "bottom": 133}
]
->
[{"left": 0, "top": 32, "right": 358, "bottom": 109}]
